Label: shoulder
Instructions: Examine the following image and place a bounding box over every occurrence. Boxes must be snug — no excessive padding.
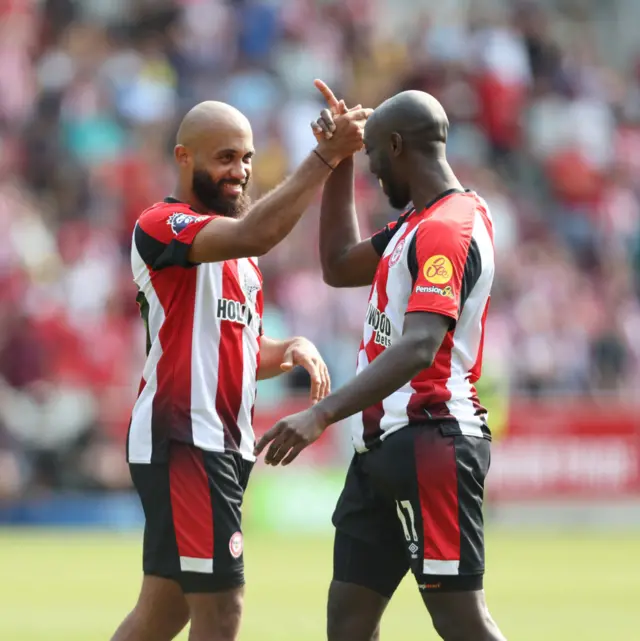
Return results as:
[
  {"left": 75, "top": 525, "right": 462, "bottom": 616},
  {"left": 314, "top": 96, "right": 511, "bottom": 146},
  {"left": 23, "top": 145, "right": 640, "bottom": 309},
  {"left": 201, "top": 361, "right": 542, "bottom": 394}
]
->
[
  {"left": 371, "top": 207, "right": 415, "bottom": 256},
  {"left": 419, "top": 193, "right": 480, "bottom": 236},
  {"left": 137, "top": 202, "right": 212, "bottom": 244}
]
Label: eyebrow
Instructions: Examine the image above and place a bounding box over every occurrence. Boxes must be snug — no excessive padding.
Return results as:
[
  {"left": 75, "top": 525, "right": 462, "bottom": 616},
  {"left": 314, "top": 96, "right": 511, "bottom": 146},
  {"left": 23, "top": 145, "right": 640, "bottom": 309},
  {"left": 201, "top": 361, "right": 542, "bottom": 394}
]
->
[{"left": 217, "top": 149, "right": 255, "bottom": 156}]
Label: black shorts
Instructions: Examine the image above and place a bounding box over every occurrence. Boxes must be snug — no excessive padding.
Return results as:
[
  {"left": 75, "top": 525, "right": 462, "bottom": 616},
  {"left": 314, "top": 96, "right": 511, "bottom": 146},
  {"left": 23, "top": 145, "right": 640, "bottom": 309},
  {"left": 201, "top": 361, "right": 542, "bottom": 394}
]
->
[
  {"left": 332, "top": 424, "right": 490, "bottom": 596},
  {"left": 129, "top": 441, "right": 253, "bottom": 593}
]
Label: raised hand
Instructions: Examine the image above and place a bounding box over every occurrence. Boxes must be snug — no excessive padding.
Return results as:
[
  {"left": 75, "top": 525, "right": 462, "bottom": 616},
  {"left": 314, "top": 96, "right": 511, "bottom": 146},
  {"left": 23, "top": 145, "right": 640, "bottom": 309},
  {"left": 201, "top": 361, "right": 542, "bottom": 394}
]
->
[
  {"left": 311, "top": 79, "right": 363, "bottom": 143},
  {"left": 316, "top": 106, "right": 371, "bottom": 165}
]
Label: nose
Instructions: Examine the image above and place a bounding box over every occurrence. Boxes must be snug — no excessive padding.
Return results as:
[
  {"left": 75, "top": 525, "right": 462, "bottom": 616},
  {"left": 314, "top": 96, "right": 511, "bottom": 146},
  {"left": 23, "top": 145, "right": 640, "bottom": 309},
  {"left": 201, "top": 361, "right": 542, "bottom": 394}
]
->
[{"left": 228, "top": 160, "right": 248, "bottom": 183}]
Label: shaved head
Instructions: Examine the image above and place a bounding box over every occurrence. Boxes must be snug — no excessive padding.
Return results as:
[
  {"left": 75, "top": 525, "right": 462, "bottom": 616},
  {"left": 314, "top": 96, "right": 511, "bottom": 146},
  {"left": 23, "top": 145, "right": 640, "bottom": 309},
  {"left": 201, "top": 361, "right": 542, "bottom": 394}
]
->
[
  {"left": 364, "top": 91, "right": 451, "bottom": 210},
  {"left": 174, "top": 101, "right": 254, "bottom": 217},
  {"left": 366, "top": 91, "right": 449, "bottom": 151},
  {"left": 177, "top": 101, "right": 252, "bottom": 149}
]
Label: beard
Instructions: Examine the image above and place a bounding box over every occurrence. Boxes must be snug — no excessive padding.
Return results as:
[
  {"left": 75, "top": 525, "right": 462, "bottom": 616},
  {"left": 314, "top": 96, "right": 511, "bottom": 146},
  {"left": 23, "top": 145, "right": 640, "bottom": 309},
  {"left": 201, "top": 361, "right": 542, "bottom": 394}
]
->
[
  {"left": 192, "top": 169, "right": 252, "bottom": 218},
  {"left": 387, "top": 181, "right": 411, "bottom": 210},
  {"left": 381, "top": 175, "right": 411, "bottom": 210},
  {"left": 378, "top": 156, "right": 410, "bottom": 210}
]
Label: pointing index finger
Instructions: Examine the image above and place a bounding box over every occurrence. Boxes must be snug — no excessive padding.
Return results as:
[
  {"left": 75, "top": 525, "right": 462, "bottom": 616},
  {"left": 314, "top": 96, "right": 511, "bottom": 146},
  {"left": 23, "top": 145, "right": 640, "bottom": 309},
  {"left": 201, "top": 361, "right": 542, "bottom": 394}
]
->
[{"left": 314, "top": 78, "right": 340, "bottom": 112}]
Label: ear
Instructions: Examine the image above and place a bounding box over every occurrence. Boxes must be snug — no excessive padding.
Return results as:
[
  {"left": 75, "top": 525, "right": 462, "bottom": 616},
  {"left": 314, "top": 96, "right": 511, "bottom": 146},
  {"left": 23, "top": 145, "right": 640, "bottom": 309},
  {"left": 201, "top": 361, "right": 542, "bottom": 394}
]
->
[
  {"left": 390, "top": 132, "right": 403, "bottom": 157},
  {"left": 174, "top": 145, "right": 190, "bottom": 167}
]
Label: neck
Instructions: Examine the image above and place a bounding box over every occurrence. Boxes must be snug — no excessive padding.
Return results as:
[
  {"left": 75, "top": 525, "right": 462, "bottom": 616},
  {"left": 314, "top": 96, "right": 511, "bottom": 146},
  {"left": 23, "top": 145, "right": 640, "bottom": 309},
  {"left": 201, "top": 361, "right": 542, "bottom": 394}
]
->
[
  {"left": 172, "top": 183, "right": 209, "bottom": 215},
  {"left": 409, "top": 158, "right": 463, "bottom": 212}
]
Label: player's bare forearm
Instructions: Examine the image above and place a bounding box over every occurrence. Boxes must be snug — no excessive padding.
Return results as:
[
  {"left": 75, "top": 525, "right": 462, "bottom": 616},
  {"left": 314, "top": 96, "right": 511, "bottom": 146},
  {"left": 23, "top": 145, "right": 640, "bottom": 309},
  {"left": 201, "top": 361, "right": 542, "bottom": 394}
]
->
[
  {"left": 320, "top": 157, "right": 360, "bottom": 272},
  {"left": 319, "top": 157, "right": 380, "bottom": 287},
  {"left": 240, "top": 151, "right": 336, "bottom": 255},
  {"left": 189, "top": 151, "right": 334, "bottom": 262},
  {"left": 189, "top": 109, "right": 371, "bottom": 263},
  {"left": 313, "top": 312, "right": 450, "bottom": 425},
  {"left": 257, "top": 335, "right": 331, "bottom": 402},
  {"left": 257, "top": 337, "right": 296, "bottom": 380}
]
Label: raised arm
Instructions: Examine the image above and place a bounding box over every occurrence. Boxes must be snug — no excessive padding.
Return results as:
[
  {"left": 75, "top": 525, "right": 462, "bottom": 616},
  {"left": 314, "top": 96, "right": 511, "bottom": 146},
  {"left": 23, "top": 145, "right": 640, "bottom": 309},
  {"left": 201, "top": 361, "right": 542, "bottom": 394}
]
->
[
  {"left": 319, "top": 157, "right": 382, "bottom": 287},
  {"left": 314, "top": 81, "right": 380, "bottom": 288},
  {"left": 188, "top": 109, "right": 371, "bottom": 264}
]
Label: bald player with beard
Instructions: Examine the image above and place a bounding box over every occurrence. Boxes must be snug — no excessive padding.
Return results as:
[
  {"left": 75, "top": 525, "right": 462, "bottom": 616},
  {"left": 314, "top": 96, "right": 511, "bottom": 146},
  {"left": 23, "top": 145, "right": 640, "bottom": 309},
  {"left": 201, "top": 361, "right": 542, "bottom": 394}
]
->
[
  {"left": 257, "top": 83, "right": 506, "bottom": 641},
  {"left": 111, "top": 100, "right": 371, "bottom": 641}
]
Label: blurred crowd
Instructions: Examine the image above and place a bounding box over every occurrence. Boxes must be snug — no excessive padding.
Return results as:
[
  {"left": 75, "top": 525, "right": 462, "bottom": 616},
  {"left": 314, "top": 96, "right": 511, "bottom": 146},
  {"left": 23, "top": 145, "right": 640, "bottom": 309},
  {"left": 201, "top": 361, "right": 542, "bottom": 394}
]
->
[{"left": 2, "top": 0, "right": 640, "bottom": 495}]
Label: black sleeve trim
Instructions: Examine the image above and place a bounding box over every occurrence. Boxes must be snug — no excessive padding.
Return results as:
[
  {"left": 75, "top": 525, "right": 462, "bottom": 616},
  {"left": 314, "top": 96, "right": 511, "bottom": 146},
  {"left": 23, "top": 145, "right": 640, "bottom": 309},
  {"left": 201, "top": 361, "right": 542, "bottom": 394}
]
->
[
  {"left": 370, "top": 208, "right": 415, "bottom": 257},
  {"left": 371, "top": 225, "right": 395, "bottom": 256},
  {"left": 407, "top": 233, "right": 419, "bottom": 284},
  {"left": 459, "top": 238, "right": 482, "bottom": 313},
  {"left": 134, "top": 224, "right": 198, "bottom": 271}
]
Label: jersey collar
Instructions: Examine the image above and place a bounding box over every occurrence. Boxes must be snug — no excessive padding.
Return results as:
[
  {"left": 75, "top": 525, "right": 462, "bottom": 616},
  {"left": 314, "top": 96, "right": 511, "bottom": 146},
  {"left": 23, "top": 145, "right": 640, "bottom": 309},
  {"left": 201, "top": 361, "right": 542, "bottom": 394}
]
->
[
  {"left": 164, "top": 196, "right": 199, "bottom": 213},
  {"left": 413, "top": 188, "right": 467, "bottom": 218}
]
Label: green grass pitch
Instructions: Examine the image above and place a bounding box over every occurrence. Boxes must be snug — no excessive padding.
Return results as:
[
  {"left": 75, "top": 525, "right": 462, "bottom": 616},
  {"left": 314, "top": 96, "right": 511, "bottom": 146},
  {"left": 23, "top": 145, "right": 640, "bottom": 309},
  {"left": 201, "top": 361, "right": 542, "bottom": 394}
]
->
[{"left": 0, "top": 527, "right": 638, "bottom": 640}]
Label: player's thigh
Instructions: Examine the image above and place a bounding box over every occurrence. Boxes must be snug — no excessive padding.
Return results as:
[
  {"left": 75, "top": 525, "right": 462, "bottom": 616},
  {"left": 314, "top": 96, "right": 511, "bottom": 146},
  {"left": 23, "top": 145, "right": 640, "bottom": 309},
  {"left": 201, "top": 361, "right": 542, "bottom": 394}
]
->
[
  {"left": 366, "top": 427, "right": 490, "bottom": 591},
  {"left": 328, "top": 579, "right": 386, "bottom": 641},
  {"left": 380, "top": 427, "right": 497, "bottom": 637},
  {"left": 174, "top": 446, "right": 251, "bottom": 641},
  {"left": 134, "top": 575, "right": 190, "bottom": 637},
  {"left": 171, "top": 445, "right": 252, "bottom": 596},
  {"left": 329, "top": 456, "right": 409, "bottom": 641},
  {"left": 186, "top": 587, "right": 244, "bottom": 641},
  {"left": 129, "top": 459, "right": 183, "bottom": 584},
  {"left": 421, "top": 589, "right": 503, "bottom": 640}
]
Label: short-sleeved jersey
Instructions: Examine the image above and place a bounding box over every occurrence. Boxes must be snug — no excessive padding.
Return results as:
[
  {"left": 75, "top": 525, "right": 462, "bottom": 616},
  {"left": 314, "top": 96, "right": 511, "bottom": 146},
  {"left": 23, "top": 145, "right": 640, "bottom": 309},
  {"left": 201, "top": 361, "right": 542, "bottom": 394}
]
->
[
  {"left": 353, "top": 189, "right": 494, "bottom": 452},
  {"left": 127, "top": 198, "right": 264, "bottom": 464}
]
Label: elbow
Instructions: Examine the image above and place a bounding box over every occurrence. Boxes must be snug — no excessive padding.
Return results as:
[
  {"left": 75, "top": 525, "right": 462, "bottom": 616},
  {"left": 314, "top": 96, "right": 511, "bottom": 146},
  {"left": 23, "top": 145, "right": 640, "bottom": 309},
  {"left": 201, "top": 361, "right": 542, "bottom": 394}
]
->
[
  {"left": 322, "top": 267, "right": 344, "bottom": 288},
  {"left": 411, "top": 338, "right": 438, "bottom": 370},
  {"left": 321, "top": 255, "right": 350, "bottom": 287}
]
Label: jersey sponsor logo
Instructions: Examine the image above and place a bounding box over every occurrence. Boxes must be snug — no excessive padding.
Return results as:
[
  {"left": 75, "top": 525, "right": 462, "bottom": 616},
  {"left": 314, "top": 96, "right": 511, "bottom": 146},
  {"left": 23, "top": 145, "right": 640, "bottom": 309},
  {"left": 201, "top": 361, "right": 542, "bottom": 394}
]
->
[
  {"left": 216, "top": 298, "right": 260, "bottom": 331},
  {"left": 418, "top": 582, "right": 442, "bottom": 591},
  {"left": 388, "top": 237, "right": 405, "bottom": 268},
  {"left": 167, "top": 212, "right": 201, "bottom": 235},
  {"left": 415, "top": 284, "right": 454, "bottom": 298},
  {"left": 422, "top": 255, "right": 452, "bottom": 284},
  {"left": 366, "top": 303, "right": 392, "bottom": 347},
  {"left": 229, "top": 531, "right": 243, "bottom": 558}
]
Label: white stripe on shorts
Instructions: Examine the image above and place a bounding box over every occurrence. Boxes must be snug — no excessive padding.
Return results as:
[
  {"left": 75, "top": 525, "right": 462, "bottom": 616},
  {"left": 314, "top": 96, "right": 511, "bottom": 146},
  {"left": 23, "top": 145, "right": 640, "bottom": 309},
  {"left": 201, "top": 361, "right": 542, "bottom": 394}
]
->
[
  {"left": 423, "top": 559, "right": 460, "bottom": 575},
  {"left": 180, "top": 556, "right": 214, "bottom": 574}
]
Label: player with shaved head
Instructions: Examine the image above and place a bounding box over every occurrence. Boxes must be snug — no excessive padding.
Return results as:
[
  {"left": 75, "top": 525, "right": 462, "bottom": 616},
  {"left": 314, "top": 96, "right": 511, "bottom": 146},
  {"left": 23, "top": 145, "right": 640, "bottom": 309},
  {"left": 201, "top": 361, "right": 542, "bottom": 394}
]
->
[
  {"left": 111, "top": 100, "right": 371, "bottom": 641},
  {"left": 257, "top": 82, "right": 506, "bottom": 641}
]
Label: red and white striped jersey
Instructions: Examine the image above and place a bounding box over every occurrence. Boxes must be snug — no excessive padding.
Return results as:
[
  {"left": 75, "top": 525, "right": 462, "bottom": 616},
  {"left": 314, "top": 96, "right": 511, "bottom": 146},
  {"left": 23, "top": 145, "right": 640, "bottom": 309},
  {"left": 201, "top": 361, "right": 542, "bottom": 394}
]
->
[
  {"left": 127, "top": 198, "right": 264, "bottom": 464},
  {"left": 353, "top": 189, "right": 494, "bottom": 452}
]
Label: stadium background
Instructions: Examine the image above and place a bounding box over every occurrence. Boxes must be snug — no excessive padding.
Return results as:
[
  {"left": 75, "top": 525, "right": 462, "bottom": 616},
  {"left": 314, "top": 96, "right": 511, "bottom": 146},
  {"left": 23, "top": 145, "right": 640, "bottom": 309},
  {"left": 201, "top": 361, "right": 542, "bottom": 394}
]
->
[{"left": 0, "top": 0, "right": 639, "bottom": 639}]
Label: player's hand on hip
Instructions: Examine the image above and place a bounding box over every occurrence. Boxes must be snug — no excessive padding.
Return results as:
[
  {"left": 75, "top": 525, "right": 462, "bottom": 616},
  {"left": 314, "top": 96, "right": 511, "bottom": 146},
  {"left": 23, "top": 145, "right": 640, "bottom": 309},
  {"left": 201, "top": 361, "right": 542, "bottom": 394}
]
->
[
  {"left": 280, "top": 337, "right": 331, "bottom": 404},
  {"left": 254, "top": 407, "right": 328, "bottom": 466}
]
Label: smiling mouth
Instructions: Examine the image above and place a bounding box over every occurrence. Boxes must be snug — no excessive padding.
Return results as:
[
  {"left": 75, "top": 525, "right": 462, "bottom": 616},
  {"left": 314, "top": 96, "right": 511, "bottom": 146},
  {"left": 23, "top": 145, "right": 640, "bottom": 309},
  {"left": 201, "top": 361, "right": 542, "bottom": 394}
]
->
[{"left": 223, "top": 183, "right": 244, "bottom": 197}]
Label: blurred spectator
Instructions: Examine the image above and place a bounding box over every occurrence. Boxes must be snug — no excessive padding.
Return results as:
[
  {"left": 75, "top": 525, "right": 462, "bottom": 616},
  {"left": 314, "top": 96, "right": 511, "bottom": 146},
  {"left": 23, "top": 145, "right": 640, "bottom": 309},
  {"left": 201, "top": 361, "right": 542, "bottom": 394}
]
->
[{"left": 2, "top": 0, "right": 640, "bottom": 490}]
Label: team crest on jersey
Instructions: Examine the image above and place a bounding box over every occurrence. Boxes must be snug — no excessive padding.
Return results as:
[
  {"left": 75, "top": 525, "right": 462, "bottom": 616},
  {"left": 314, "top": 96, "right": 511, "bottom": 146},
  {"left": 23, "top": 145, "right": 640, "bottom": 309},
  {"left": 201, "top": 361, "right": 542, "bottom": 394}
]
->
[
  {"left": 242, "top": 272, "right": 260, "bottom": 305},
  {"left": 167, "top": 212, "right": 200, "bottom": 235},
  {"left": 388, "top": 238, "right": 405, "bottom": 267},
  {"left": 229, "top": 531, "right": 243, "bottom": 558},
  {"left": 422, "top": 255, "right": 452, "bottom": 284}
]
